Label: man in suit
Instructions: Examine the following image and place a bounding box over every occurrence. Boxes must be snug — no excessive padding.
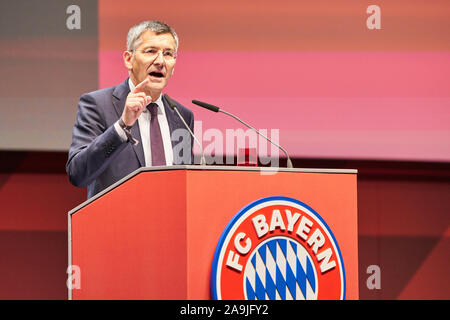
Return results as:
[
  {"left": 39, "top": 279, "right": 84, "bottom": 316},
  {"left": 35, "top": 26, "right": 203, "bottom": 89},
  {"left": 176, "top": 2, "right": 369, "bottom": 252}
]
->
[{"left": 66, "top": 20, "right": 194, "bottom": 199}]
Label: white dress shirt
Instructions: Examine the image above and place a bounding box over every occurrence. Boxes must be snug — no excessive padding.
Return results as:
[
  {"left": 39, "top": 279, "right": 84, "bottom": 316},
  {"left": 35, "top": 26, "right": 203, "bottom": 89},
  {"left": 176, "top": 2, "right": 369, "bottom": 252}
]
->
[{"left": 114, "top": 79, "right": 173, "bottom": 166}]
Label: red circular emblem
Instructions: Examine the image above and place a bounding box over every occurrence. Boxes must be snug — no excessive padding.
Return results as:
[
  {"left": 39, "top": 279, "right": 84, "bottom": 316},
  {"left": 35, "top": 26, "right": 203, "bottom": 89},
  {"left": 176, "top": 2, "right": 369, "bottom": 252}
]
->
[{"left": 211, "top": 197, "right": 346, "bottom": 300}]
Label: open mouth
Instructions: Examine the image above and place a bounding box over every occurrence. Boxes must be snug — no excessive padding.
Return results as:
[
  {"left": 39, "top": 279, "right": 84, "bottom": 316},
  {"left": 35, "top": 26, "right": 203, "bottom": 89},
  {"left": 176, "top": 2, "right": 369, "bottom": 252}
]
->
[{"left": 149, "top": 71, "right": 164, "bottom": 78}]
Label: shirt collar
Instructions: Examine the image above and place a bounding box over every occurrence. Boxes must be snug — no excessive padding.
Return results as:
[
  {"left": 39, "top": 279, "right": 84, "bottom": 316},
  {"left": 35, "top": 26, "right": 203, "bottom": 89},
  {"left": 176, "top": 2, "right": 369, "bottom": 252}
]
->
[{"left": 128, "top": 78, "right": 165, "bottom": 115}]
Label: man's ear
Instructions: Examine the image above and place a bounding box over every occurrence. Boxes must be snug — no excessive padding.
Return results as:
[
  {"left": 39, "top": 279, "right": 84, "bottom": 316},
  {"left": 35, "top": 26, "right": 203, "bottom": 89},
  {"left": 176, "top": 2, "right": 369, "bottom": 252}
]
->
[{"left": 123, "top": 51, "right": 133, "bottom": 70}]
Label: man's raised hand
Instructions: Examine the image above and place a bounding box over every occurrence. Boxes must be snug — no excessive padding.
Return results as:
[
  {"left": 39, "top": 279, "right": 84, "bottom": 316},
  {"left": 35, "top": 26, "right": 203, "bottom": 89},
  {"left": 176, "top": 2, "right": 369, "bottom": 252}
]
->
[{"left": 121, "top": 78, "right": 152, "bottom": 126}]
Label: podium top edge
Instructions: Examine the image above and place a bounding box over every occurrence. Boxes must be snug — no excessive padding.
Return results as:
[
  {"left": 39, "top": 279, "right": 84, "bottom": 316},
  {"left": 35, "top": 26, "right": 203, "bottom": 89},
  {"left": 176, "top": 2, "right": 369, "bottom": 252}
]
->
[
  {"left": 68, "top": 165, "right": 357, "bottom": 215},
  {"left": 139, "top": 165, "right": 358, "bottom": 174}
]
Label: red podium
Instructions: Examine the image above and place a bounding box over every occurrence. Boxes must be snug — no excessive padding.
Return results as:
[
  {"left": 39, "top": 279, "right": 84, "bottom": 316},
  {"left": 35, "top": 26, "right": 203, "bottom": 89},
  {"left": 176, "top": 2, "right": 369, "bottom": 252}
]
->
[{"left": 68, "top": 166, "right": 358, "bottom": 300}]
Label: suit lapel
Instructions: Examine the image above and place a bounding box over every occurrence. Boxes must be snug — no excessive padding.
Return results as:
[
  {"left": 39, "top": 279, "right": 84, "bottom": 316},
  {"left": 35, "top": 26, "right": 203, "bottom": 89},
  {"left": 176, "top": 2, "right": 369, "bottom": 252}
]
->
[
  {"left": 112, "top": 78, "right": 145, "bottom": 167},
  {"left": 162, "top": 95, "right": 182, "bottom": 147},
  {"left": 163, "top": 95, "right": 188, "bottom": 165}
]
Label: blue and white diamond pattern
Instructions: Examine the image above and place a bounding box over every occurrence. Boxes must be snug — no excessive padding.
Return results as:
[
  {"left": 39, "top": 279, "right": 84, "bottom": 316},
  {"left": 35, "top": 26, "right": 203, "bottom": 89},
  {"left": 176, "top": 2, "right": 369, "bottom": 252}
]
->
[{"left": 244, "top": 236, "right": 318, "bottom": 300}]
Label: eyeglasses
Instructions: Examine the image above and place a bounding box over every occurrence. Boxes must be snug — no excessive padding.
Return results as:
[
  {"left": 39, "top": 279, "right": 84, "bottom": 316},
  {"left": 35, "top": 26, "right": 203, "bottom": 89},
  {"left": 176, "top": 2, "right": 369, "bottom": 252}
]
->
[{"left": 131, "top": 47, "right": 177, "bottom": 62}]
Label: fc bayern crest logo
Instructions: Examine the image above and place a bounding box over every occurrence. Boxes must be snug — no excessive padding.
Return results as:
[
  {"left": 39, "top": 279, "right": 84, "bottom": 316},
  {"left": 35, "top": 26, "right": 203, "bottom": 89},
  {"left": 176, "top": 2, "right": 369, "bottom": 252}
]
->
[{"left": 211, "top": 196, "right": 346, "bottom": 300}]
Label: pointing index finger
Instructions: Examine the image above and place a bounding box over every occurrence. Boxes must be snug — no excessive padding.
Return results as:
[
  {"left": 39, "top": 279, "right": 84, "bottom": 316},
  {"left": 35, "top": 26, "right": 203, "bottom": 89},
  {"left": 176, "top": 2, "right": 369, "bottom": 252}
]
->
[{"left": 132, "top": 78, "right": 149, "bottom": 93}]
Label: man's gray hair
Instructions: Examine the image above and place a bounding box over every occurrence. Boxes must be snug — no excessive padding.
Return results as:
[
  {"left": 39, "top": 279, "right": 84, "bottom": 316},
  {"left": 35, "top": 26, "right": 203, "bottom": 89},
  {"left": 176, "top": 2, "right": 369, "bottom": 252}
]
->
[{"left": 126, "top": 20, "right": 179, "bottom": 52}]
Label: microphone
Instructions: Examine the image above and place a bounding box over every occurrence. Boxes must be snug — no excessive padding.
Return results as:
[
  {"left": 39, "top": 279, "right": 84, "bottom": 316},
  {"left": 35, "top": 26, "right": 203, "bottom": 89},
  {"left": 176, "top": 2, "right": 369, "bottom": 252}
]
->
[
  {"left": 191, "top": 100, "right": 219, "bottom": 113},
  {"left": 164, "top": 94, "right": 206, "bottom": 166},
  {"left": 191, "top": 99, "right": 293, "bottom": 168}
]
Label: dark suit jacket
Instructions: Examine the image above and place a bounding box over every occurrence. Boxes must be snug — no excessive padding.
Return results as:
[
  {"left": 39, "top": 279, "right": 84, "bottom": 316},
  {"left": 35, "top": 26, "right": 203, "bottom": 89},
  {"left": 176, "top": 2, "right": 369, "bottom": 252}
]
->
[{"left": 66, "top": 78, "right": 194, "bottom": 199}]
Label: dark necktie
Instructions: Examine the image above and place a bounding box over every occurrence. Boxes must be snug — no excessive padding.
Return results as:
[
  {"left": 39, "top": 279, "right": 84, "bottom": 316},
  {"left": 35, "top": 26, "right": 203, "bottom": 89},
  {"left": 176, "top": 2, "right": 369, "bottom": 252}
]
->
[{"left": 147, "top": 103, "right": 166, "bottom": 166}]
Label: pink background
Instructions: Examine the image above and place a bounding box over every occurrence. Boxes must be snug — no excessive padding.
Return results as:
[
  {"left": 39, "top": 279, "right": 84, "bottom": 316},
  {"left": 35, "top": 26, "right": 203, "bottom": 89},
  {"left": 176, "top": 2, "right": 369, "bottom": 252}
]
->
[{"left": 100, "top": 51, "right": 450, "bottom": 161}]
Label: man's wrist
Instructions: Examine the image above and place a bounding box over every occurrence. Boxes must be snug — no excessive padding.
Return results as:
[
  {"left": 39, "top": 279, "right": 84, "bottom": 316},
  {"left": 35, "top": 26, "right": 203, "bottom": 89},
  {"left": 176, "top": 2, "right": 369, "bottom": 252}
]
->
[
  {"left": 118, "top": 118, "right": 133, "bottom": 132},
  {"left": 115, "top": 119, "right": 139, "bottom": 145}
]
